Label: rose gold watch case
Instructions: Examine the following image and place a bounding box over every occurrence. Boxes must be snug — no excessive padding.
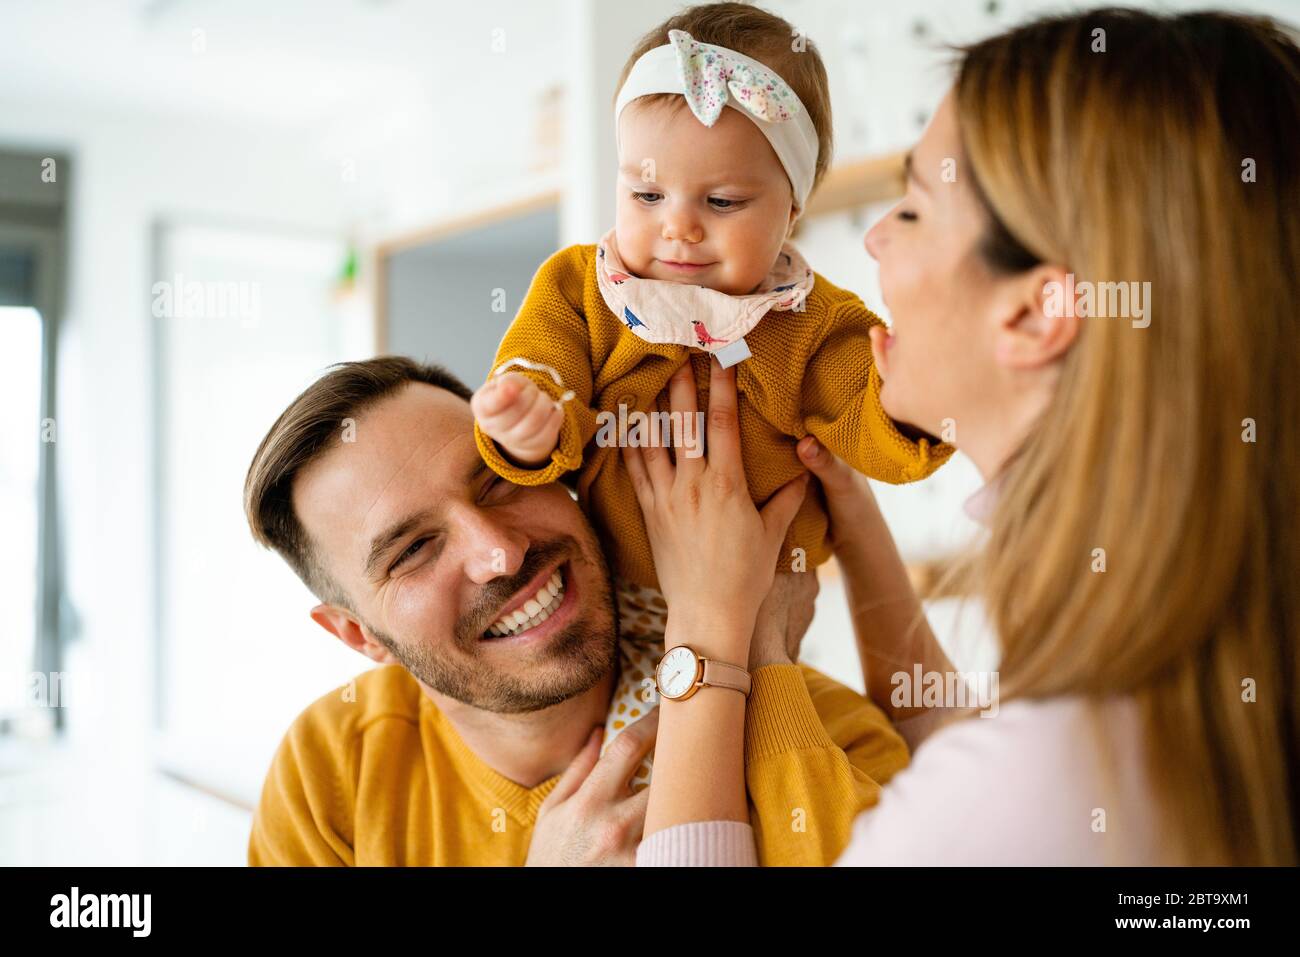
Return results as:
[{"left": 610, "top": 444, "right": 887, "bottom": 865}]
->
[
  {"left": 655, "top": 646, "right": 705, "bottom": 701},
  {"left": 655, "top": 646, "right": 752, "bottom": 699}
]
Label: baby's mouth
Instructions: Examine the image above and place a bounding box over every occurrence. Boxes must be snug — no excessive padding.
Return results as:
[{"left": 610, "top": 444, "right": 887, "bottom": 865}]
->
[{"left": 658, "top": 259, "right": 715, "bottom": 273}]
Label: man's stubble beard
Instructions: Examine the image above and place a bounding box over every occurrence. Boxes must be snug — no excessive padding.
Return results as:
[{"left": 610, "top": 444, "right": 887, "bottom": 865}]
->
[{"left": 368, "top": 514, "right": 620, "bottom": 715}]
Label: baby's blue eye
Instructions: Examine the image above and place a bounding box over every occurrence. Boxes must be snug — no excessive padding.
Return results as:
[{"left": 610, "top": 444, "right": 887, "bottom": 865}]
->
[{"left": 633, "top": 191, "right": 662, "bottom": 203}]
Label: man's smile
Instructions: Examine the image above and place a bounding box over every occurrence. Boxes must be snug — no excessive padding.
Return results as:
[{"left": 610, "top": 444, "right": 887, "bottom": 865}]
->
[{"left": 481, "top": 560, "right": 576, "bottom": 644}]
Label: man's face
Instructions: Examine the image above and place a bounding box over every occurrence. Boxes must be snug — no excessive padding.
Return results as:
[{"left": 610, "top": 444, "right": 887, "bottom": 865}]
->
[{"left": 294, "top": 382, "right": 618, "bottom": 714}]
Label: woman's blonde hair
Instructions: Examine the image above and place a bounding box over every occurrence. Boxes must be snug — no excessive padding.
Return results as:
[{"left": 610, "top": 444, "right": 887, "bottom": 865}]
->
[{"left": 954, "top": 8, "right": 1300, "bottom": 864}]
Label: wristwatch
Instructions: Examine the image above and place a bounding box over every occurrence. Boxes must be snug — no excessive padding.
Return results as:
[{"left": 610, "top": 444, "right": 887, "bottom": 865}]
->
[{"left": 654, "top": 645, "right": 752, "bottom": 701}]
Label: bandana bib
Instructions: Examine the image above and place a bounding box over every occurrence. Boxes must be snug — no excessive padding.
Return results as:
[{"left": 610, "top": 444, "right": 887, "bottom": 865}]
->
[{"left": 595, "top": 228, "right": 814, "bottom": 358}]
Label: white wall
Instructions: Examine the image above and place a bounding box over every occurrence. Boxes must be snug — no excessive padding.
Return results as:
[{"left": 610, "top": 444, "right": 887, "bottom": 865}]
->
[{"left": 0, "top": 99, "right": 351, "bottom": 762}]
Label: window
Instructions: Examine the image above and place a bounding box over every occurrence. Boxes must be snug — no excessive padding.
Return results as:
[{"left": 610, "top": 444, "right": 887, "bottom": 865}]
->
[{"left": 0, "top": 307, "right": 44, "bottom": 718}]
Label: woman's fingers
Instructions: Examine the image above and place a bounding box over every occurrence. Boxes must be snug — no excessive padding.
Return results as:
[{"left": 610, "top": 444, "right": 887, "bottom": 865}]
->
[
  {"left": 704, "top": 356, "right": 743, "bottom": 478},
  {"left": 640, "top": 441, "right": 676, "bottom": 490},
  {"left": 797, "top": 435, "right": 853, "bottom": 494},
  {"left": 760, "top": 472, "right": 811, "bottom": 545},
  {"left": 667, "top": 360, "right": 699, "bottom": 414},
  {"left": 622, "top": 444, "right": 655, "bottom": 510},
  {"left": 797, "top": 436, "right": 879, "bottom": 555},
  {"left": 667, "top": 360, "right": 705, "bottom": 479}
]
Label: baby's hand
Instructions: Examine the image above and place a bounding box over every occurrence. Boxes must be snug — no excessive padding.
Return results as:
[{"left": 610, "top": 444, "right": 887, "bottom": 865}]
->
[{"left": 471, "top": 372, "right": 564, "bottom": 468}]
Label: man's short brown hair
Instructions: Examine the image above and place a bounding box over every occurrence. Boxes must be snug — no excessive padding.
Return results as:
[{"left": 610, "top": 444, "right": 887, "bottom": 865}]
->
[
  {"left": 243, "top": 356, "right": 473, "bottom": 605},
  {"left": 615, "top": 1, "right": 834, "bottom": 190}
]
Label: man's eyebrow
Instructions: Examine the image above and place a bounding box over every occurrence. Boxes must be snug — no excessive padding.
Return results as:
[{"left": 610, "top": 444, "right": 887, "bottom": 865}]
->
[
  {"left": 364, "top": 509, "right": 434, "bottom": 579},
  {"left": 362, "top": 458, "right": 488, "bottom": 578},
  {"left": 903, "top": 151, "right": 929, "bottom": 192}
]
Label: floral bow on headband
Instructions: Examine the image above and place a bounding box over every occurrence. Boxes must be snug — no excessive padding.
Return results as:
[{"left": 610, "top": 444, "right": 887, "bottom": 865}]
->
[{"left": 668, "top": 29, "right": 804, "bottom": 128}]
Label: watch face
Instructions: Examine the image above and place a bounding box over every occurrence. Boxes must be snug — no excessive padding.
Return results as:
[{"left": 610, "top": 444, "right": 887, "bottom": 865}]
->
[{"left": 657, "top": 646, "right": 699, "bottom": 699}]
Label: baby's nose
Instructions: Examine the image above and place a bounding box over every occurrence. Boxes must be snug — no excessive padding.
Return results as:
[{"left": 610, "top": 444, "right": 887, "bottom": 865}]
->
[{"left": 661, "top": 210, "right": 703, "bottom": 244}]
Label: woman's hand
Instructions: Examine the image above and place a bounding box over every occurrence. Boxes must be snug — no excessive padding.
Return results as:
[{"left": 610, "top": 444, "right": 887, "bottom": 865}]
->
[
  {"left": 624, "top": 357, "right": 808, "bottom": 838},
  {"left": 795, "top": 434, "right": 880, "bottom": 562},
  {"left": 795, "top": 435, "right": 955, "bottom": 742},
  {"left": 623, "top": 357, "right": 809, "bottom": 658}
]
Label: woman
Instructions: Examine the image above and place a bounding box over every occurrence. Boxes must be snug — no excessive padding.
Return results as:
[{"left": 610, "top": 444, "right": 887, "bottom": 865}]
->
[{"left": 627, "top": 7, "right": 1300, "bottom": 865}]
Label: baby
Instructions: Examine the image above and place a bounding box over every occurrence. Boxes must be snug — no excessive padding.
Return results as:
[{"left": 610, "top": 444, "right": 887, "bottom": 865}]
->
[{"left": 471, "top": 4, "right": 951, "bottom": 763}]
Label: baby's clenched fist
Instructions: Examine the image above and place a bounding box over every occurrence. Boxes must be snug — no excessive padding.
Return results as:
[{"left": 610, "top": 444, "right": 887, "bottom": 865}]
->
[{"left": 471, "top": 372, "right": 564, "bottom": 468}]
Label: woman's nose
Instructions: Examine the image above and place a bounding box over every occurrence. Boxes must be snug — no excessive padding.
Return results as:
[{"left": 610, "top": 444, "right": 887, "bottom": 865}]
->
[{"left": 864, "top": 218, "right": 886, "bottom": 261}]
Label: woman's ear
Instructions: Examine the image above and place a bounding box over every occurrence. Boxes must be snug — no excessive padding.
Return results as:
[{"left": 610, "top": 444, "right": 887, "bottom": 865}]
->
[
  {"left": 992, "top": 263, "right": 1081, "bottom": 370},
  {"left": 310, "top": 603, "right": 399, "bottom": 665}
]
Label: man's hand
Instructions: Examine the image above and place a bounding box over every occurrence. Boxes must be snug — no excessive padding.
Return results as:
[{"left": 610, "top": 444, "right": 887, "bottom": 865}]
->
[
  {"left": 471, "top": 372, "right": 564, "bottom": 468},
  {"left": 748, "top": 569, "right": 819, "bottom": 670},
  {"left": 525, "top": 709, "right": 659, "bottom": 866}
]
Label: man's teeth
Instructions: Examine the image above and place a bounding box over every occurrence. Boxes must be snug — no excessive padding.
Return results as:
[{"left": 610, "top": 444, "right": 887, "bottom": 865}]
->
[{"left": 485, "top": 571, "right": 564, "bottom": 637}]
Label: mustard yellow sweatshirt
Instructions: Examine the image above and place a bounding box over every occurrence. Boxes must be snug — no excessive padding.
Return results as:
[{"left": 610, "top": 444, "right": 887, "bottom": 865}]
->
[
  {"left": 248, "top": 662, "right": 909, "bottom": 867},
  {"left": 474, "top": 244, "right": 953, "bottom": 591}
]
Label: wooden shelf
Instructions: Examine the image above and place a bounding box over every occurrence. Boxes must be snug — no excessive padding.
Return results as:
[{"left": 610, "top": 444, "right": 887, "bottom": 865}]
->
[{"left": 803, "top": 150, "right": 907, "bottom": 220}]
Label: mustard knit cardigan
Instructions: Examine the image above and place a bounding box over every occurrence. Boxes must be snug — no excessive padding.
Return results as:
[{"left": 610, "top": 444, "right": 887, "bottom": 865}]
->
[{"left": 474, "top": 244, "right": 953, "bottom": 590}]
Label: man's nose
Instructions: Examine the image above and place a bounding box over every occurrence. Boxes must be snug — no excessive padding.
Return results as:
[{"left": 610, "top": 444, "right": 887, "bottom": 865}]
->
[
  {"left": 661, "top": 203, "right": 703, "bottom": 244},
  {"left": 453, "top": 506, "right": 529, "bottom": 584}
]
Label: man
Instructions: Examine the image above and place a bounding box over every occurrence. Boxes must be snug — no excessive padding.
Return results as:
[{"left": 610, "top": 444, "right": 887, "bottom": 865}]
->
[{"left": 243, "top": 355, "right": 908, "bottom": 865}]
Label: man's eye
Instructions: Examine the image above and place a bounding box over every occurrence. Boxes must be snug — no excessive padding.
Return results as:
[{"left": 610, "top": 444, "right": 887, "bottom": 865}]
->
[
  {"left": 632, "top": 191, "right": 662, "bottom": 203},
  {"left": 393, "top": 538, "right": 428, "bottom": 570},
  {"left": 482, "top": 474, "right": 514, "bottom": 501}
]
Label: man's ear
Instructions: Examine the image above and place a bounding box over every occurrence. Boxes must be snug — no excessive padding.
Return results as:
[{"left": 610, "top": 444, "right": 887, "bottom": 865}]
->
[
  {"left": 310, "top": 603, "right": 398, "bottom": 666},
  {"left": 993, "top": 263, "right": 1081, "bottom": 370}
]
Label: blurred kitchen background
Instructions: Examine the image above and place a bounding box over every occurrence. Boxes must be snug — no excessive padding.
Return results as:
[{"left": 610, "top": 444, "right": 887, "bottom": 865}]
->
[{"left": 1, "top": 0, "right": 1294, "bottom": 864}]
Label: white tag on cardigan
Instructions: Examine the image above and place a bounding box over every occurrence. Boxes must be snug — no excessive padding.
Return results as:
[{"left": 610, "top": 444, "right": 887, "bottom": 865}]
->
[{"left": 713, "top": 337, "right": 752, "bottom": 368}]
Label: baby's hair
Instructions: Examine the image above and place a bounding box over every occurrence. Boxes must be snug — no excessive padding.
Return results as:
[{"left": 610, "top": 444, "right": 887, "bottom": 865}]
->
[{"left": 615, "top": 1, "right": 834, "bottom": 191}]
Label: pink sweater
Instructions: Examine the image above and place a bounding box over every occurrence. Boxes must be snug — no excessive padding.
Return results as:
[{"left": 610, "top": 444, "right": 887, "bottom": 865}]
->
[{"left": 637, "top": 695, "right": 1170, "bottom": 866}]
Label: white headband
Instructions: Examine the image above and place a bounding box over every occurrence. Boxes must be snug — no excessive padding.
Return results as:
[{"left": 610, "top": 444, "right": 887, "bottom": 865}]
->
[{"left": 614, "top": 29, "right": 819, "bottom": 213}]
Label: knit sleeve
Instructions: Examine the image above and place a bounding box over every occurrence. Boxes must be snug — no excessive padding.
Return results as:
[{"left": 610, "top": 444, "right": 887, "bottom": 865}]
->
[
  {"left": 743, "top": 664, "right": 908, "bottom": 865},
  {"left": 636, "top": 821, "right": 759, "bottom": 867},
  {"left": 473, "top": 246, "right": 603, "bottom": 487},
  {"left": 801, "top": 296, "right": 954, "bottom": 483}
]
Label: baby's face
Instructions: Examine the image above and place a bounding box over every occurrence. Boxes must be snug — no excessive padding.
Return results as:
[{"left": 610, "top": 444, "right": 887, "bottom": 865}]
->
[{"left": 615, "top": 99, "right": 797, "bottom": 296}]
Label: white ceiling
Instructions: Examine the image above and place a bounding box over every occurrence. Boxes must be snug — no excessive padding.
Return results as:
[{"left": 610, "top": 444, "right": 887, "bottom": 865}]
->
[{"left": 0, "top": 0, "right": 566, "bottom": 127}]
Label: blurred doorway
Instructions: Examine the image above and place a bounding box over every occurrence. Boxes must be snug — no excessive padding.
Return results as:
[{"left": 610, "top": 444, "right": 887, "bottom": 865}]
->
[{"left": 0, "top": 150, "right": 68, "bottom": 739}]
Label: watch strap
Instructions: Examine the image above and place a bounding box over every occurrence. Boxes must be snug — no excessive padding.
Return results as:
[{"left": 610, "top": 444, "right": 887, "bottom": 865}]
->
[{"left": 700, "top": 657, "right": 752, "bottom": 697}]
